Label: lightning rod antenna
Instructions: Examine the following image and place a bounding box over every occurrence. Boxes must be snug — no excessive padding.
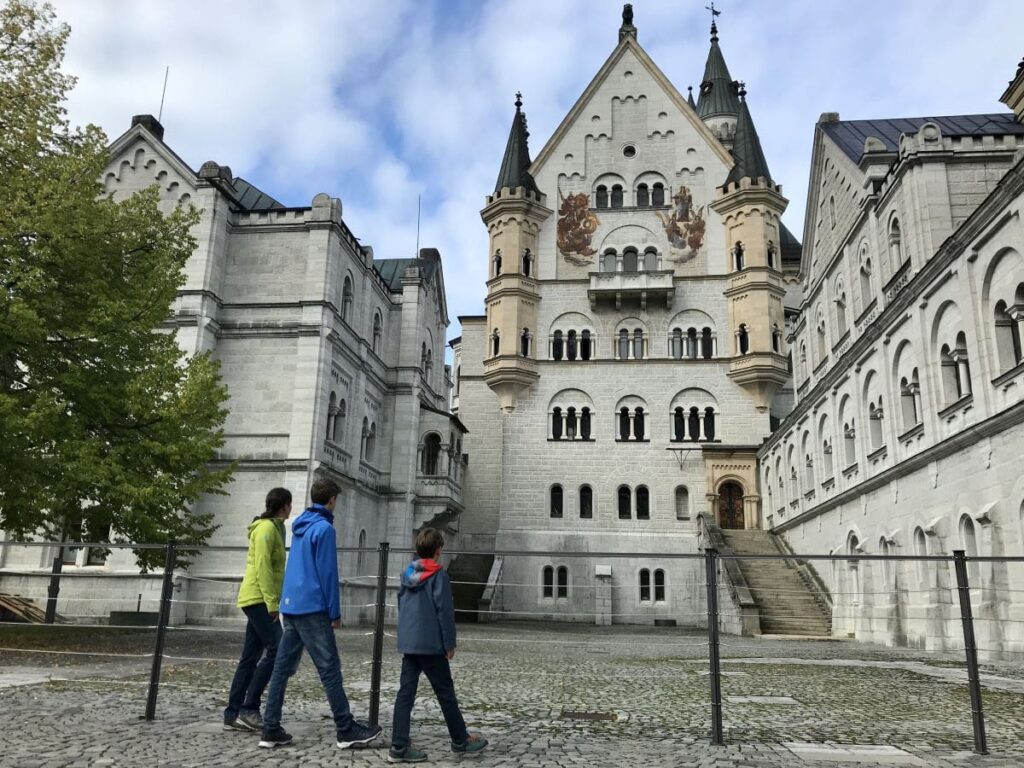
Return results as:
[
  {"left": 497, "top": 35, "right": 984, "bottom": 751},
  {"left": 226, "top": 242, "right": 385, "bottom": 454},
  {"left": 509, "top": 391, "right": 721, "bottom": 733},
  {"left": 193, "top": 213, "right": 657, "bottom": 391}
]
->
[{"left": 158, "top": 66, "right": 169, "bottom": 122}]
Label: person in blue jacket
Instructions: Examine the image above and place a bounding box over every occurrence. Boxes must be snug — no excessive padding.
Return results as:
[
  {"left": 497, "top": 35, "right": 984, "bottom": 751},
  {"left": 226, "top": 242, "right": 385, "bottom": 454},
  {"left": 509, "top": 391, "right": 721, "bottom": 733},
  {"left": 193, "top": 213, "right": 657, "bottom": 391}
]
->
[
  {"left": 259, "top": 478, "right": 381, "bottom": 750},
  {"left": 387, "top": 527, "right": 488, "bottom": 763}
]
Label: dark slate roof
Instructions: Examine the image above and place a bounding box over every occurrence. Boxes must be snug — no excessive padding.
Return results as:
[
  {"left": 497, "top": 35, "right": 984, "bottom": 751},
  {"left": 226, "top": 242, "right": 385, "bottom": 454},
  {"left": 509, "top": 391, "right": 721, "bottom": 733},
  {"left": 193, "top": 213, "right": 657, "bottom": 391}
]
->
[
  {"left": 686, "top": 86, "right": 696, "bottom": 110},
  {"left": 725, "top": 95, "right": 772, "bottom": 186},
  {"left": 780, "top": 222, "right": 801, "bottom": 264},
  {"left": 821, "top": 113, "right": 1024, "bottom": 163},
  {"left": 494, "top": 95, "right": 541, "bottom": 196},
  {"left": 374, "top": 257, "right": 439, "bottom": 290},
  {"left": 230, "top": 177, "right": 284, "bottom": 210},
  {"left": 696, "top": 22, "right": 741, "bottom": 120}
]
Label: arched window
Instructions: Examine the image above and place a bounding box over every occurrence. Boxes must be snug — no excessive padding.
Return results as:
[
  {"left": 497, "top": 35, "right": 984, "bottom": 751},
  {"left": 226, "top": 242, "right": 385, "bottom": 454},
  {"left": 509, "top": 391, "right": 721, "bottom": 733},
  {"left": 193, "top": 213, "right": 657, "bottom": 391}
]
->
[
  {"left": 425, "top": 349, "right": 433, "bottom": 380},
  {"left": 633, "top": 329, "right": 644, "bottom": 360},
  {"left": 843, "top": 421, "right": 855, "bottom": 465},
  {"left": 821, "top": 438, "right": 833, "bottom": 478},
  {"left": 806, "top": 453, "right": 815, "bottom": 487},
  {"left": 556, "top": 566, "right": 568, "bottom": 598},
  {"left": 672, "top": 407, "right": 685, "bottom": 442},
  {"left": 566, "top": 407, "right": 577, "bottom": 439},
  {"left": 493, "top": 250, "right": 502, "bottom": 276},
  {"left": 701, "top": 327, "right": 713, "bottom": 359},
  {"left": 652, "top": 183, "right": 665, "bottom": 207},
  {"left": 732, "top": 241, "right": 744, "bottom": 271},
  {"left": 580, "top": 407, "right": 592, "bottom": 440},
  {"left": 372, "top": 312, "right": 382, "bottom": 355},
  {"left": 618, "top": 329, "right": 630, "bottom": 360},
  {"left": 671, "top": 328, "right": 683, "bottom": 359},
  {"left": 994, "top": 299, "right": 1023, "bottom": 372},
  {"left": 361, "top": 417, "right": 370, "bottom": 458},
  {"left": 654, "top": 569, "right": 666, "bottom": 601},
  {"left": 542, "top": 566, "right": 554, "bottom": 598},
  {"left": 816, "top": 316, "right": 827, "bottom": 363},
  {"left": 365, "top": 422, "right": 377, "bottom": 461},
  {"left": 738, "top": 324, "right": 749, "bottom": 355},
  {"left": 900, "top": 370, "right": 920, "bottom": 429},
  {"left": 603, "top": 249, "right": 617, "bottom": 272},
  {"left": 618, "top": 407, "right": 630, "bottom": 440},
  {"left": 327, "top": 392, "right": 337, "bottom": 440},
  {"left": 552, "top": 330, "right": 564, "bottom": 360},
  {"left": 550, "top": 484, "right": 563, "bottom": 518},
  {"left": 334, "top": 398, "right": 346, "bottom": 443},
  {"left": 636, "top": 183, "right": 649, "bottom": 207},
  {"left": 595, "top": 185, "right": 608, "bottom": 209},
  {"left": 611, "top": 184, "right": 624, "bottom": 208},
  {"left": 704, "top": 407, "right": 716, "bottom": 441},
  {"left": 889, "top": 217, "right": 903, "bottom": 266},
  {"left": 422, "top": 433, "right": 442, "bottom": 475},
  {"left": 639, "top": 568, "right": 651, "bottom": 601},
  {"left": 617, "top": 485, "right": 631, "bottom": 519},
  {"left": 687, "top": 327, "right": 698, "bottom": 358},
  {"left": 868, "top": 400, "right": 883, "bottom": 450},
  {"left": 767, "top": 240, "right": 776, "bottom": 269},
  {"left": 860, "top": 258, "right": 873, "bottom": 310},
  {"left": 643, "top": 247, "right": 658, "bottom": 271},
  {"left": 688, "top": 407, "right": 700, "bottom": 443},
  {"left": 551, "top": 407, "right": 563, "bottom": 440},
  {"left": 579, "top": 485, "right": 593, "bottom": 518},
  {"left": 636, "top": 486, "right": 650, "bottom": 519},
  {"left": 567, "top": 330, "right": 578, "bottom": 361},
  {"left": 836, "top": 290, "right": 848, "bottom": 338},
  {"left": 940, "top": 343, "right": 958, "bottom": 404},
  {"left": 342, "top": 276, "right": 353, "bottom": 322},
  {"left": 771, "top": 323, "right": 782, "bottom": 353},
  {"left": 675, "top": 486, "right": 690, "bottom": 519},
  {"left": 623, "top": 248, "right": 638, "bottom": 272},
  {"left": 960, "top": 515, "right": 980, "bottom": 583},
  {"left": 581, "top": 329, "right": 592, "bottom": 361},
  {"left": 520, "top": 328, "right": 531, "bottom": 357},
  {"left": 522, "top": 250, "right": 533, "bottom": 277}
]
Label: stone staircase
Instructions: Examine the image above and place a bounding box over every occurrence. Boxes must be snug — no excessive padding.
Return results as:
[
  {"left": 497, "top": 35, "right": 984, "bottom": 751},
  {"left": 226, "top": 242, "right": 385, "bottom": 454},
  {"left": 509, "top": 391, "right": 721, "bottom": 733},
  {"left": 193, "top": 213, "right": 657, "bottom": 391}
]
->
[
  {"left": 446, "top": 553, "right": 494, "bottom": 623},
  {"left": 720, "top": 529, "right": 832, "bottom": 637}
]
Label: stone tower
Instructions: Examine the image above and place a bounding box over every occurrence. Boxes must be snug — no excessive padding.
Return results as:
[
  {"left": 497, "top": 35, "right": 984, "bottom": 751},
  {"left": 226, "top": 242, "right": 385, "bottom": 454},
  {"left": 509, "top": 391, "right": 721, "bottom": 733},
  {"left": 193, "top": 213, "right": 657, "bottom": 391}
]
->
[
  {"left": 712, "top": 85, "right": 790, "bottom": 409},
  {"left": 480, "top": 94, "right": 552, "bottom": 412}
]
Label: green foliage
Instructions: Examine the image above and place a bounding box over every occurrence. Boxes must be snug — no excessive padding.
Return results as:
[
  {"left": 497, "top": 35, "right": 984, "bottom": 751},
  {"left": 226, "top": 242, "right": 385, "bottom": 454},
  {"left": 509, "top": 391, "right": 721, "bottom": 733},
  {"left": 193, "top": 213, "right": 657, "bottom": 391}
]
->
[{"left": 0, "top": 1, "right": 233, "bottom": 569}]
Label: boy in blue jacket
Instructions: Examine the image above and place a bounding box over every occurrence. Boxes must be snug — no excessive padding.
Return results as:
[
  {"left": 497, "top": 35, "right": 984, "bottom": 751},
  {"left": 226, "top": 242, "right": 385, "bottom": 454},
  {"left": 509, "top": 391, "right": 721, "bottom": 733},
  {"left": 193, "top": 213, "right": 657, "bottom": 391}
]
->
[
  {"left": 388, "top": 528, "right": 488, "bottom": 763},
  {"left": 259, "top": 478, "right": 382, "bottom": 750}
]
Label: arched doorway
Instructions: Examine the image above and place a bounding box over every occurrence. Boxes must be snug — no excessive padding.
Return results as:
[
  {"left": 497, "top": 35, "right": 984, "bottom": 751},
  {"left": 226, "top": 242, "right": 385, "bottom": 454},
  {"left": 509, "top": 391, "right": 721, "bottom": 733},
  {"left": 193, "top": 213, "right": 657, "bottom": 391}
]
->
[{"left": 719, "top": 481, "right": 745, "bottom": 529}]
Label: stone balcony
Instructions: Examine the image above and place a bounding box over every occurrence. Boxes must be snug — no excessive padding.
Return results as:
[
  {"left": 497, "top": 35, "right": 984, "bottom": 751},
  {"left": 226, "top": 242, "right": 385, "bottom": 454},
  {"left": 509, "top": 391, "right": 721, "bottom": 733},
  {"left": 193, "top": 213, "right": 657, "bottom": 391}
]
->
[
  {"left": 588, "top": 270, "right": 674, "bottom": 310},
  {"left": 415, "top": 473, "right": 463, "bottom": 504}
]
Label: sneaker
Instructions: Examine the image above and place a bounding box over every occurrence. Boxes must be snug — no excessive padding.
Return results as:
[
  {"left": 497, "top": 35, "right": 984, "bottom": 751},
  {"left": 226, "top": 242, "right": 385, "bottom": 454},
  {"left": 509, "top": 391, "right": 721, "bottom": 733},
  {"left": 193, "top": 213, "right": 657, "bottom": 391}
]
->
[
  {"left": 238, "top": 710, "right": 263, "bottom": 732},
  {"left": 387, "top": 745, "right": 428, "bottom": 763},
  {"left": 337, "top": 721, "right": 383, "bottom": 749},
  {"left": 258, "top": 727, "right": 293, "bottom": 748},
  {"left": 451, "top": 733, "right": 488, "bottom": 754},
  {"left": 222, "top": 717, "right": 253, "bottom": 732}
]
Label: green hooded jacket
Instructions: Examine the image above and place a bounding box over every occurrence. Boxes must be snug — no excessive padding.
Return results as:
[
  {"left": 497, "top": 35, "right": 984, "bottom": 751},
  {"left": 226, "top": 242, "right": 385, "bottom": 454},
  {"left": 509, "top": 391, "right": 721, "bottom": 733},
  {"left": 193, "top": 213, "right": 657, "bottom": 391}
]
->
[{"left": 237, "top": 517, "right": 286, "bottom": 612}]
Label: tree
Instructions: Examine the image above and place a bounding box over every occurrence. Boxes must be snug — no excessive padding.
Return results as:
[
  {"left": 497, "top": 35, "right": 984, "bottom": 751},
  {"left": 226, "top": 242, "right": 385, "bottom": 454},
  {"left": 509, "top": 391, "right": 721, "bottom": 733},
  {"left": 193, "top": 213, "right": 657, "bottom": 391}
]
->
[{"left": 0, "top": 1, "right": 233, "bottom": 568}]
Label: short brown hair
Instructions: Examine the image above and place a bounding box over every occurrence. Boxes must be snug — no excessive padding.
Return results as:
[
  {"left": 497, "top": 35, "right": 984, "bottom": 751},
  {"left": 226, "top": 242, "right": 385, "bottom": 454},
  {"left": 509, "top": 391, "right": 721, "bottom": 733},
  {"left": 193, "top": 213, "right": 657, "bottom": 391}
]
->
[
  {"left": 310, "top": 478, "right": 341, "bottom": 506},
  {"left": 415, "top": 527, "right": 444, "bottom": 559}
]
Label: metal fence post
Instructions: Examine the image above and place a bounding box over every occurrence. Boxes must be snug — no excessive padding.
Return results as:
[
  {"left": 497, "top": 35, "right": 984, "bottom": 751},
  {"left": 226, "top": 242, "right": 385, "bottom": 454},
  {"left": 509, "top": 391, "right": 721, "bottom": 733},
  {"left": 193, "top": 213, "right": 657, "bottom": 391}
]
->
[
  {"left": 144, "top": 541, "right": 177, "bottom": 722},
  {"left": 44, "top": 546, "right": 65, "bottom": 624},
  {"left": 704, "top": 547, "right": 724, "bottom": 746},
  {"left": 952, "top": 550, "right": 988, "bottom": 755},
  {"left": 368, "top": 541, "right": 391, "bottom": 728}
]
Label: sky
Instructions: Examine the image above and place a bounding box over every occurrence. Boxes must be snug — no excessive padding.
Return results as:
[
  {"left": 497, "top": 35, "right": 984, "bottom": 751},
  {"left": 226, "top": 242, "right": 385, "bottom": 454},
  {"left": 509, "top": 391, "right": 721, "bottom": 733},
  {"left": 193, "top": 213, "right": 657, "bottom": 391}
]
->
[{"left": 49, "top": 0, "right": 1024, "bottom": 345}]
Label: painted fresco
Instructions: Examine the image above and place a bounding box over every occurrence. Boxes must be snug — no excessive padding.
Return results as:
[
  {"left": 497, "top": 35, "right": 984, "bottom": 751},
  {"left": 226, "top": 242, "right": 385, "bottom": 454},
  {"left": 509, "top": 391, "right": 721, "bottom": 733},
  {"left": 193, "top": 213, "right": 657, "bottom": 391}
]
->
[
  {"left": 557, "top": 192, "right": 601, "bottom": 266},
  {"left": 657, "top": 186, "right": 706, "bottom": 263}
]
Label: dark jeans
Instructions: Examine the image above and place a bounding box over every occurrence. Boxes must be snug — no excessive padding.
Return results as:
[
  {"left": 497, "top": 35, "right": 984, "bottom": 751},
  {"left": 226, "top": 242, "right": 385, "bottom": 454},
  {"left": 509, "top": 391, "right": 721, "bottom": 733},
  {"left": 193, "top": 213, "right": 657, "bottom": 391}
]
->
[
  {"left": 224, "top": 603, "right": 281, "bottom": 722},
  {"left": 391, "top": 654, "right": 468, "bottom": 749},
  {"left": 262, "top": 612, "right": 355, "bottom": 733}
]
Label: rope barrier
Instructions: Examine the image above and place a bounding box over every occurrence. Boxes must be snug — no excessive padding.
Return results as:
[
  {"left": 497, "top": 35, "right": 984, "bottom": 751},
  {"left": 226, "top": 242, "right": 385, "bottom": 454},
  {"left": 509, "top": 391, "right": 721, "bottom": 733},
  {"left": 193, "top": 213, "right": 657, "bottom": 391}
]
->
[{"left": 0, "top": 646, "right": 152, "bottom": 659}]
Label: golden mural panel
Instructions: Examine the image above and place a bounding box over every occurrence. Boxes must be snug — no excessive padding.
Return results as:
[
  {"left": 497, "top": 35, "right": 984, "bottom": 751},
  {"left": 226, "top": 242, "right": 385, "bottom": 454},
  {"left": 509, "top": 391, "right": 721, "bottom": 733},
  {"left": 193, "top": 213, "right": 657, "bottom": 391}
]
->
[
  {"left": 657, "top": 186, "right": 706, "bottom": 263},
  {"left": 557, "top": 191, "right": 600, "bottom": 266}
]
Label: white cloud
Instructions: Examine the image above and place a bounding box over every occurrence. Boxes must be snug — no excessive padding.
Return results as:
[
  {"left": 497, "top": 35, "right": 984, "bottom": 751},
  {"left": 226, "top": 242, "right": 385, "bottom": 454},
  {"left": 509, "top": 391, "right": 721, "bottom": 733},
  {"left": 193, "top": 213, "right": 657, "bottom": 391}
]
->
[{"left": 50, "top": 0, "right": 1024, "bottom": 344}]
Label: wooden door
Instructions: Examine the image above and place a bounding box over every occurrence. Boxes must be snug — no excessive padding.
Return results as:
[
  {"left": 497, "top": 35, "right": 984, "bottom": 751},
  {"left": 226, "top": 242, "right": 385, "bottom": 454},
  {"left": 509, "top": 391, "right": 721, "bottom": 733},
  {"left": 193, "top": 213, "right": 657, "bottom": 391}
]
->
[{"left": 719, "top": 482, "right": 745, "bottom": 529}]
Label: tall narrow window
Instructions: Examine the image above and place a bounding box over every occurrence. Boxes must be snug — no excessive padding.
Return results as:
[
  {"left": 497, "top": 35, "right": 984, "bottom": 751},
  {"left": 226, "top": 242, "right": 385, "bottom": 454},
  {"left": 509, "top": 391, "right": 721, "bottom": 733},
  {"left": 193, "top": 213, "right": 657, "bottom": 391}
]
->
[
  {"left": 520, "top": 328, "right": 531, "bottom": 357},
  {"left": 596, "top": 186, "right": 608, "bottom": 209},
  {"left": 829, "top": 195, "right": 837, "bottom": 228},
  {"left": 816, "top": 318, "right": 827, "bottom": 362},
  {"left": 491, "top": 330, "right": 500, "bottom": 357},
  {"left": 342, "top": 276, "right": 353, "bottom": 322},
  {"left": 836, "top": 292, "right": 848, "bottom": 338},
  {"left": 566, "top": 407, "right": 577, "bottom": 439},
  {"left": 994, "top": 300, "right": 1023, "bottom": 371},
  {"left": 767, "top": 240, "right": 776, "bottom": 269},
  {"left": 652, "top": 183, "right": 665, "bottom": 207},
  {"left": 675, "top": 486, "right": 690, "bottom": 520},
  {"left": 493, "top": 250, "right": 502, "bottom": 276},
  {"left": 618, "top": 329, "right": 630, "bottom": 360},
  {"left": 900, "top": 371, "right": 919, "bottom": 429},
  {"left": 327, "top": 392, "right": 337, "bottom": 440},
  {"left": 552, "top": 330, "right": 564, "bottom": 360},
  {"left": 671, "top": 328, "right": 683, "bottom": 359},
  {"left": 654, "top": 569, "right": 665, "bottom": 601},
  {"left": 889, "top": 217, "right": 903, "bottom": 267},
  {"left": 636, "top": 486, "right": 650, "bottom": 520},
  {"left": 334, "top": 399, "right": 346, "bottom": 442},
  {"left": 567, "top": 330, "right": 578, "bottom": 361},
  {"left": 733, "top": 241, "right": 744, "bottom": 271},
  {"left": 772, "top": 324, "right": 781, "bottom": 353},
  {"left": 738, "top": 324, "right": 749, "bottom": 355},
  {"left": 633, "top": 329, "right": 644, "bottom": 360},
  {"left": 843, "top": 422, "right": 855, "bottom": 465},
  {"left": 704, "top": 408, "right": 716, "bottom": 441},
  {"left": 550, "top": 485, "right": 563, "bottom": 518},
  {"left": 556, "top": 566, "right": 568, "bottom": 598},
  {"left": 687, "top": 328, "right": 698, "bottom": 358},
  {"left": 611, "top": 184, "right": 624, "bottom": 208},
  {"left": 618, "top": 407, "right": 630, "bottom": 440},
  {"left": 580, "top": 485, "right": 593, "bottom": 518},
  {"left": 702, "top": 327, "right": 713, "bottom": 359},
  {"left": 955, "top": 332, "right": 972, "bottom": 397},
  {"left": 961, "top": 516, "right": 980, "bottom": 583},
  {"left": 636, "top": 183, "right": 649, "bottom": 207},
  {"left": 688, "top": 407, "right": 700, "bottom": 443},
  {"left": 673, "top": 407, "right": 685, "bottom": 442},
  {"left": 860, "top": 259, "right": 873, "bottom": 310},
  {"left": 372, "top": 313, "right": 382, "bottom": 355},
  {"left": 639, "top": 569, "right": 651, "bottom": 601},
  {"left": 522, "top": 250, "right": 533, "bottom": 277},
  {"left": 581, "top": 329, "right": 592, "bottom": 360},
  {"left": 580, "top": 407, "right": 592, "bottom": 440},
  {"left": 552, "top": 408, "right": 563, "bottom": 440},
  {"left": 822, "top": 439, "right": 833, "bottom": 477},
  {"left": 422, "top": 433, "right": 442, "bottom": 475},
  {"left": 623, "top": 248, "right": 638, "bottom": 272},
  {"left": 366, "top": 422, "right": 377, "bottom": 461},
  {"left": 618, "top": 485, "right": 631, "bottom": 519},
  {"left": 542, "top": 566, "right": 554, "bottom": 598}
]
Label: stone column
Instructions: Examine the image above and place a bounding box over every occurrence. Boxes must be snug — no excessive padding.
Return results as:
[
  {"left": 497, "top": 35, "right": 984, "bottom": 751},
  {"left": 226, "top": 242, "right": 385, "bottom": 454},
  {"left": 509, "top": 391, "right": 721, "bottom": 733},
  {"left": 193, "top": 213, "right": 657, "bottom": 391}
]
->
[
  {"left": 698, "top": 413, "right": 707, "bottom": 441},
  {"left": 952, "top": 351, "right": 971, "bottom": 396},
  {"left": 910, "top": 384, "right": 922, "bottom": 425},
  {"left": 616, "top": 253, "right": 624, "bottom": 272},
  {"left": 548, "top": 413, "right": 555, "bottom": 440},
  {"left": 595, "top": 565, "right": 613, "bottom": 626},
  {"left": 712, "top": 336, "right": 719, "bottom": 357},
  {"left": 561, "top": 411, "right": 568, "bottom": 439},
  {"left": 628, "top": 412, "right": 636, "bottom": 440}
]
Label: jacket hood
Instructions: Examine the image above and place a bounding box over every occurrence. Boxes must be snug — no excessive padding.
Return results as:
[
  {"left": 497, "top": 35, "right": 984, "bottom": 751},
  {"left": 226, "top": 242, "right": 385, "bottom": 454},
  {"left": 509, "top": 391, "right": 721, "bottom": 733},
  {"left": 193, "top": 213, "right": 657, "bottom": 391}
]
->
[
  {"left": 401, "top": 558, "right": 442, "bottom": 591},
  {"left": 291, "top": 505, "right": 333, "bottom": 538},
  {"left": 248, "top": 516, "right": 284, "bottom": 539}
]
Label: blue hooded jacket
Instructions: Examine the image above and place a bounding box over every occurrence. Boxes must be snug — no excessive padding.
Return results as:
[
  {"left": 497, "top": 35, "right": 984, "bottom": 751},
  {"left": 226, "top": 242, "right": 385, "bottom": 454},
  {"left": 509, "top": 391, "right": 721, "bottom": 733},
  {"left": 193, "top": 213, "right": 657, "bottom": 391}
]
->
[
  {"left": 396, "top": 559, "right": 456, "bottom": 655},
  {"left": 279, "top": 504, "right": 340, "bottom": 621}
]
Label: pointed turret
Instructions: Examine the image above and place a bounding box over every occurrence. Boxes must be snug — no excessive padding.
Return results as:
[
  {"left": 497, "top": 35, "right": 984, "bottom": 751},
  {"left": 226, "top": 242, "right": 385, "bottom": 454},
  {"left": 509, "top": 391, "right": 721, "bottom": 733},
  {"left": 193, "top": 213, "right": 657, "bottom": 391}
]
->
[
  {"left": 696, "top": 19, "right": 741, "bottom": 145},
  {"left": 481, "top": 94, "right": 553, "bottom": 413},
  {"left": 494, "top": 93, "right": 541, "bottom": 197},
  {"left": 687, "top": 85, "right": 696, "bottom": 110},
  {"left": 725, "top": 85, "right": 772, "bottom": 186}
]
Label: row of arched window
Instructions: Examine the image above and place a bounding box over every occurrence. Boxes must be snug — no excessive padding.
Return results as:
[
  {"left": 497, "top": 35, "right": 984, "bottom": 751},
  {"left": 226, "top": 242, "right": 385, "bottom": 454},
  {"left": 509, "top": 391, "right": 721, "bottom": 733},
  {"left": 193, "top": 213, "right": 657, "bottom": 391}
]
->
[
  {"left": 729, "top": 240, "right": 780, "bottom": 271},
  {"left": 490, "top": 328, "right": 533, "bottom": 358},
  {"left": 419, "top": 431, "right": 463, "bottom": 478},
  {"left": 546, "top": 327, "right": 728, "bottom": 360},
  {"left": 326, "top": 395, "right": 376, "bottom": 461},
  {"left": 341, "top": 275, "right": 384, "bottom": 356},
  {"left": 492, "top": 248, "right": 533, "bottom": 279},
  {"left": 541, "top": 565, "right": 568, "bottom": 599},
  {"left": 548, "top": 484, "right": 691, "bottom": 520},
  {"left": 539, "top": 566, "right": 669, "bottom": 602},
  {"left": 594, "top": 182, "right": 666, "bottom": 210},
  {"left": 639, "top": 569, "right": 666, "bottom": 602},
  {"left": 600, "top": 247, "right": 659, "bottom": 273},
  {"left": 547, "top": 407, "right": 718, "bottom": 443}
]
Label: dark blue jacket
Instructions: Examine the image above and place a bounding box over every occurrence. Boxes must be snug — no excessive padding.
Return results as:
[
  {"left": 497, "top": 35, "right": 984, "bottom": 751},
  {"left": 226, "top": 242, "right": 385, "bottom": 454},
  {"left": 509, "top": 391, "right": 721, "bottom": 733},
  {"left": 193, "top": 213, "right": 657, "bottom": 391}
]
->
[
  {"left": 396, "top": 559, "right": 456, "bottom": 655},
  {"left": 279, "top": 505, "right": 340, "bottom": 621}
]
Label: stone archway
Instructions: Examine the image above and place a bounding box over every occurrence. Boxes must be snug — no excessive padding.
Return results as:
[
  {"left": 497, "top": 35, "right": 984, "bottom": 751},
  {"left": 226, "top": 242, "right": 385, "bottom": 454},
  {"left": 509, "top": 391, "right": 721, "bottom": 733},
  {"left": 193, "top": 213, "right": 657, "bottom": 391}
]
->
[{"left": 718, "top": 481, "right": 745, "bottom": 529}]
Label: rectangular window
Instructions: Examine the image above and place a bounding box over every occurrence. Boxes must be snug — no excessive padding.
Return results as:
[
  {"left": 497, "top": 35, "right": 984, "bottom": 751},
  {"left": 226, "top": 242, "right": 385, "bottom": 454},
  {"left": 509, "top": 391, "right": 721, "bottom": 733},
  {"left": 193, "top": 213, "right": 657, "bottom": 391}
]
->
[
  {"left": 542, "top": 567, "right": 554, "bottom": 599},
  {"left": 654, "top": 569, "right": 665, "bottom": 602},
  {"left": 639, "top": 569, "right": 651, "bottom": 602},
  {"left": 62, "top": 521, "right": 84, "bottom": 565},
  {"left": 556, "top": 567, "right": 568, "bottom": 599}
]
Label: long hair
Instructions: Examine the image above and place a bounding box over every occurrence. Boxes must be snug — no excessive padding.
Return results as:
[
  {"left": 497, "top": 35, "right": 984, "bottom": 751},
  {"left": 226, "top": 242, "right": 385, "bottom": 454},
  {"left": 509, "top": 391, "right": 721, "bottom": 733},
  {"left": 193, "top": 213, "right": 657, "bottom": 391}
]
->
[{"left": 260, "top": 487, "right": 292, "bottom": 519}]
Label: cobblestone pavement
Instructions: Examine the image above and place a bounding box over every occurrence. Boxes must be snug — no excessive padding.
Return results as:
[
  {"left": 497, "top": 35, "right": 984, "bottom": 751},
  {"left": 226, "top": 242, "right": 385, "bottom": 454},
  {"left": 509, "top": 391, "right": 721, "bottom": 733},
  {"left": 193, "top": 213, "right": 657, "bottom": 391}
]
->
[{"left": 2, "top": 622, "right": 1024, "bottom": 767}]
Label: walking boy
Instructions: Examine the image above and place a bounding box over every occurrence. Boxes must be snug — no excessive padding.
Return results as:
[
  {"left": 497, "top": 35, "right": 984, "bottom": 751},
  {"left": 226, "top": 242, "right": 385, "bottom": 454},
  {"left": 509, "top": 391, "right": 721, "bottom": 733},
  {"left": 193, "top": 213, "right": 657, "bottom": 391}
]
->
[
  {"left": 388, "top": 528, "right": 487, "bottom": 762},
  {"left": 259, "top": 478, "right": 381, "bottom": 749}
]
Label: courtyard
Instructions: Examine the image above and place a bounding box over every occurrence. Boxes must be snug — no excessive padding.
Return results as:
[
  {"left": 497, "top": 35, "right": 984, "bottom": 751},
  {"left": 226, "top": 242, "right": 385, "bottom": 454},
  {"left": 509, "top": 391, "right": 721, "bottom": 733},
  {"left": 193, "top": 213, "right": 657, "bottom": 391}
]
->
[{"left": 2, "top": 622, "right": 1024, "bottom": 767}]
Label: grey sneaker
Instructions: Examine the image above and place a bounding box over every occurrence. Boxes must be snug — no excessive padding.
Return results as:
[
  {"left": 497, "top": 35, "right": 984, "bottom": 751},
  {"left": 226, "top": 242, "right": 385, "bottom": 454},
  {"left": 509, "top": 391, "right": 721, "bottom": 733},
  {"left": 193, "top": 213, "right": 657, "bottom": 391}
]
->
[
  {"left": 388, "top": 744, "right": 428, "bottom": 763},
  {"left": 337, "top": 721, "right": 382, "bottom": 749},
  {"left": 451, "top": 733, "right": 488, "bottom": 754},
  {"left": 223, "top": 717, "right": 253, "bottom": 732},
  {"left": 238, "top": 710, "right": 263, "bottom": 732}
]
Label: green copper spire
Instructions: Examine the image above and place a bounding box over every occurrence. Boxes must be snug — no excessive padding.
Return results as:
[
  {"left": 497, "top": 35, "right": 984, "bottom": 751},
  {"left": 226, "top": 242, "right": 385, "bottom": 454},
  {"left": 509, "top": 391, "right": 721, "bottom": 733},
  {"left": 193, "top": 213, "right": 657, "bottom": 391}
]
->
[
  {"left": 494, "top": 92, "right": 541, "bottom": 197},
  {"left": 696, "top": 18, "right": 741, "bottom": 120},
  {"left": 725, "top": 84, "right": 772, "bottom": 186}
]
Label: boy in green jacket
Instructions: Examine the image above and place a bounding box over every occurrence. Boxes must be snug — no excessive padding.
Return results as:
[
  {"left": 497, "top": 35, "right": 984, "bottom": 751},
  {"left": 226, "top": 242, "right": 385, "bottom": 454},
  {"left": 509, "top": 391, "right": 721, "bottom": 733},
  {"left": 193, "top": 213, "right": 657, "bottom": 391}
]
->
[{"left": 223, "top": 487, "right": 292, "bottom": 732}]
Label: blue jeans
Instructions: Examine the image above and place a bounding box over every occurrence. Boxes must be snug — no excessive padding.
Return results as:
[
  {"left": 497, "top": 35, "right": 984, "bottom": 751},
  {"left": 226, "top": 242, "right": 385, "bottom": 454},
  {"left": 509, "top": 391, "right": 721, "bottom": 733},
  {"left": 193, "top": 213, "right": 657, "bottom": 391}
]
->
[
  {"left": 262, "top": 612, "right": 355, "bottom": 733},
  {"left": 391, "top": 654, "right": 468, "bottom": 749},
  {"left": 224, "top": 603, "right": 281, "bottom": 721}
]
